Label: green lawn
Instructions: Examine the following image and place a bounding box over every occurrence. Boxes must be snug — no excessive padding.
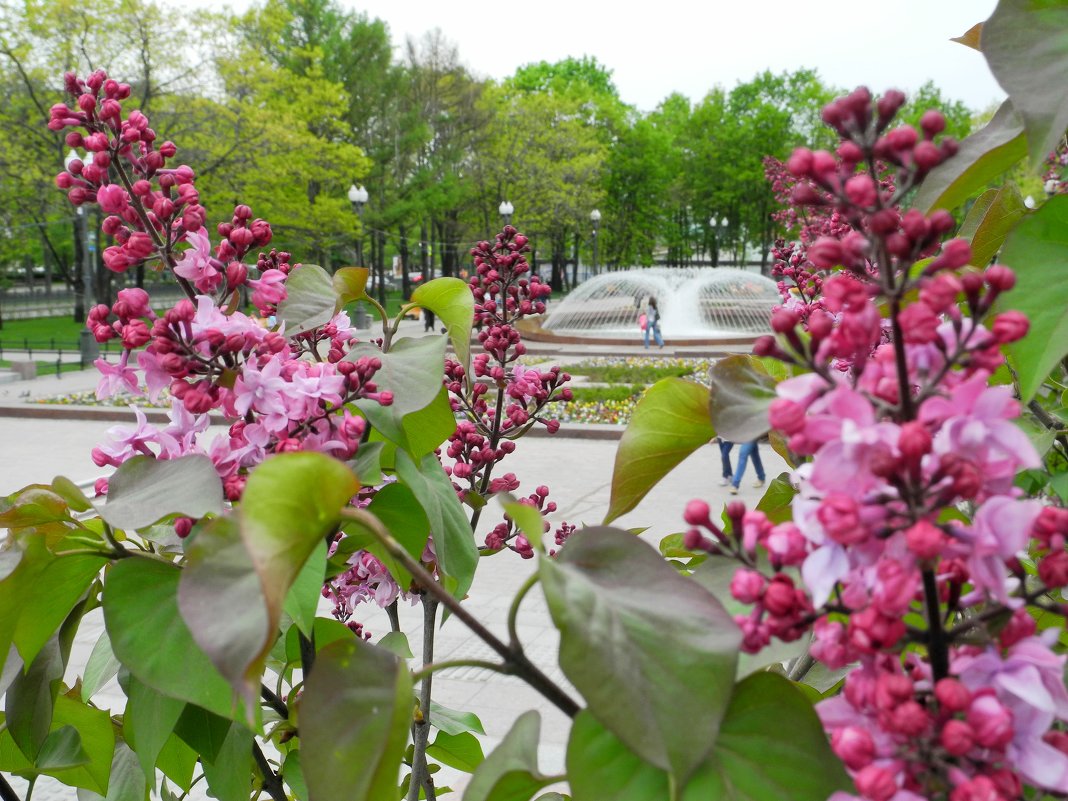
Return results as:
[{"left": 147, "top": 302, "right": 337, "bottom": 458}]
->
[
  {"left": 0, "top": 358, "right": 87, "bottom": 375},
  {"left": 0, "top": 314, "right": 86, "bottom": 345}
]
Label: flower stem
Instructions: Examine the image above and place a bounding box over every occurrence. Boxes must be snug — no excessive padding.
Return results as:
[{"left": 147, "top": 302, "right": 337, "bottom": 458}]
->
[
  {"left": 0, "top": 773, "right": 22, "bottom": 801},
  {"left": 338, "top": 507, "right": 580, "bottom": 718},
  {"left": 409, "top": 658, "right": 513, "bottom": 685},
  {"left": 507, "top": 572, "right": 539, "bottom": 650},
  {"left": 407, "top": 598, "right": 439, "bottom": 801},
  {"left": 251, "top": 741, "right": 287, "bottom": 801},
  {"left": 922, "top": 569, "right": 948, "bottom": 682}
]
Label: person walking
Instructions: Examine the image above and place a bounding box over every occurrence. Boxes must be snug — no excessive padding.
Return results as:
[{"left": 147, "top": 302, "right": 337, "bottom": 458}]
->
[
  {"left": 717, "top": 438, "right": 734, "bottom": 486},
  {"left": 729, "top": 439, "right": 765, "bottom": 494},
  {"left": 643, "top": 296, "right": 664, "bottom": 349},
  {"left": 423, "top": 308, "right": 436, "bottom": 332}
]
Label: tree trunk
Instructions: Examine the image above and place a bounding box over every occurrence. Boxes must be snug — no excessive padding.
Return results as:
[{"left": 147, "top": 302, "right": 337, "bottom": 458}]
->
[
  {"left": 72, "top": 216, "right": 85, "bottom": 323},
  {"left": 399, "top": 223, "right": 411, "bottom": 299},
  {"left": 421, "top": 221, "right": 431, "bottom": 281},
  {"left": 571, "top": 230, "right": 579, "bottom": 289}
]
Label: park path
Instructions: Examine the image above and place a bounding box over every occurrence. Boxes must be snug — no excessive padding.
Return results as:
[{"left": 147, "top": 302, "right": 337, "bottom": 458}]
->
[{"left": 0, "top": 328, "right": 780, "bottom": 799}]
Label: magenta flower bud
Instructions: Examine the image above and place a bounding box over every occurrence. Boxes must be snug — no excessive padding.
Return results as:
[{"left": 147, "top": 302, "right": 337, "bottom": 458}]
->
[
  {"left": 174, "top": 165, "right": 195, "bottom": 184},
  {"left": 102, "top": 245, "right": 130, "bottom": 272},
  {"left": 683, "top": 499, "right": 712, "bottom": 527},
  {"left": 967, "top": 695, "right": 1014, "bottom": 749},
  {"left": 905, "top": 520, "right": 943, "bottom": 560},
  {"left": 159, "top": 141, "right": 177, "bottom": 158},
  {"left": 807, "top": 237, "right": 844, "bottom": 269},
  {"left": 913, "top": 140, "right": 941, "bottom": 170},
  {"left": 886, "top": 126, "right": 918, "bottom": 152},
  {"left": 126, "top": 232, "right": 155, "bottom": 258},
  {"left": 229, "top": 227, "right": 254, "bottom": 247},
  {"left": 984, "top": 264, "right": 1015, "bottom": 292},
  {"left": 810, "top": 150, "right": 837, "bottom": 181},
  {"left": 682, "top": 528, "right": 708, "bottom": 552},
  {"left": 786, "top": 147, "right": 813, "bottom": 177},
  {"left": 130, "top": 179, "right": 151, "bottom": 196},
  {"left": 77, "top": 93, "right": 96, "bottom": 113},
  {"left": 844, "top": 174, "right": 878, "bottom": 207},
  {"left": 729, "top": 569, "right": 766, "bottom": 604},
  {"left": 761, "top": 575, "right": 796, "bottom": 616},
  {"left": 1039, "top": 550, "right": 1068, "bottom": 588},
  {"left": 174, "top": 517, "right": 194, "bottom": 538},
  {"left": 807, "top": 309, "right": 833, "bottom": 340},
  {"left": 101, "top": 215, "right": 124, "bottom": 236},
  {"left": 898, "top": 421, "right": 932, "bottom": 462},
  {"left": 789, "top": 183, "right": 822, "bottom": 205},
  {"left": 233, "top": 204, "right": 252, "bottom": 220},
  {"left": 831, "top": 726, "right": 875, "bottom": 771},
  {"left": 145, "top": 151, "right": 164, "bottom": 171},
  {"left": 853, "top": 765, "right": 897, "bottom": 801},
  {"left": 86, "top": 69, "right": 106, "bottom": 92},
  {"left": 153, "top": 197, "right": 175, "bottom": 219},
  {"left": 55, "top": 172, "right": 73, "bottom": 189},
  {"left": 876, "top": 89, "right": 906, "bottom": 125},
  {"left": 939, "top": 720, "right": 974, "bottom": 756},
  {"left": 65, "top": 131, "right": 84, "bottom": 148},
  {"left": 752, "top": 335, "right": 777, "bottom": 357},
  {"left": 250, "top": 219, "right": 272, "bottom": 245},
  {"left": 226, "top": 261, "right": 248, "bottom": 289},
  {"left": 117, "top": 83, "right": 132, "bottom": 100},
  {"left": 928, "top": 210, "right": 955, "bottom": 235},
  {"left": 991, "top": 310, "right": 1029, "bottom": 343},
  {"left": 96, "top": 184, "right": 128, "bottom": 214},
  {"left": 898, "top": 302, "right": 940, "bottom": 344},
  {"left": 100, "top": 98, "right": 122, "bottom": 120},
  {"left": 920, "top": 109, "right": 946, "bottom": 138},
  {"left": 768, "top": 398, "right": 805, "bottom": 435},
  {"left": 836, "top": 141, "right": 863, "bottom": 164},
  {"left": 770, "top": 306, "right": 800, "bottom": 333},
  {"left": 67, "top": 186, "right": 88, "bottom": 205},
  {"left": 63, "top": 72, "right": 81, "bottom": 95},
  {"left": 935, "top": 678, "right": 971, "bottom": 712},
  {"left": 928, "top": 238, "right": 972, "bottom": 272}
]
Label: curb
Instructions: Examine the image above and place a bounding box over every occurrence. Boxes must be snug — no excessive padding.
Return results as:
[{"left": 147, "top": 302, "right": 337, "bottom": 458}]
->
[{"left": 0, "top": 402, "right": 626, "bottom": 440}]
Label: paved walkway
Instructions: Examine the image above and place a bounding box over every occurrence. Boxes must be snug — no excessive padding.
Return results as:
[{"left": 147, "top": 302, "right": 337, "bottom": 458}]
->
[{"left": 1, "top": 322, "right": 778, "bottom": 799}]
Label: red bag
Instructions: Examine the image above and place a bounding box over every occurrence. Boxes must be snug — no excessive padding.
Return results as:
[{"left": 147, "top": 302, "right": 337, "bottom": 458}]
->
[{"left": 638, "top": 313, "right": 648, "bottom": 331}]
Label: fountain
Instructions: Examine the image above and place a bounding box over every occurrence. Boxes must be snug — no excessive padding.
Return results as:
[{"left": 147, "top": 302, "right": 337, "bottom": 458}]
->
[{"left": 528, "top": 268, "right": 780, "bottom": 345}]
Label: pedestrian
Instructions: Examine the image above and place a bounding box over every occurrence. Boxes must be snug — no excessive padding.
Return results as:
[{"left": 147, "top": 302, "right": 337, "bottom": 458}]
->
[
  {"left": 643, "top": 296, "right": 664, "bottom": 349},
  {"left": 424, "top": 308, "right": 436, "bottom": 332},
  {"left": 729, "top": 439, "right": 765, "bottom": 494},
  {"left": 717, "top": 438, "right": 734, "bottom": 486}
]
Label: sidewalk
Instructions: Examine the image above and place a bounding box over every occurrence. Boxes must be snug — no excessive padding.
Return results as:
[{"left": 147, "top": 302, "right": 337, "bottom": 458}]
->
[{"left": 1, "top": 318, "right": 776, "bottom": 799}]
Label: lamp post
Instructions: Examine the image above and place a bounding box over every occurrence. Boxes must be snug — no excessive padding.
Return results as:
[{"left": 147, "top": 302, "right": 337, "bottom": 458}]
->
[
  {"left": 710, "top": 215, "right": 728, "bottom": 267},
  {"left": 347, "top": 184, "right": 370, "bottom": 329},
  {"left": 65, "top": 149, "right": 99, "bottom": 366},
  {"left": 590, "top": 208, "right": 601, "bottom": 276},
  {"left": 498, "top": 200, "right": 514, "bottom": 228}
]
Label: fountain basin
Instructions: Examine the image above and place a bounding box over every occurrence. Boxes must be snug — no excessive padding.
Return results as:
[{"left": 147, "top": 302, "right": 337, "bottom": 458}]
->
[{"left": 538, "top": 268, "right": 779, "bottom": 343}]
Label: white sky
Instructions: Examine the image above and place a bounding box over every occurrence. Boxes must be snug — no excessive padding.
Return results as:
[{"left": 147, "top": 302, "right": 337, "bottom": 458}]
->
[{"left": 346, "top": 0, "right": 1004, "bottom": 112}]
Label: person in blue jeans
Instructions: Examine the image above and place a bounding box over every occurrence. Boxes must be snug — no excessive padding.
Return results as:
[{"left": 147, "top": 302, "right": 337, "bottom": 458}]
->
[
  {"left": 643, "top": 296, "right": 664, "bottom": 349},
  {"left": 729, "top": 439, "right": 765, "bottom": 494},
  {"left": 718, "top": 438, "right": 734, "bottom": 486}
]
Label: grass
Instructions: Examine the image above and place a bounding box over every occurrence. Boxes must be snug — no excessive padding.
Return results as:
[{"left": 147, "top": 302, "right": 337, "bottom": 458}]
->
[
  {"left": 570, "top": 385, "right": 646, "bottom": 404},
  {"left": 567, "top": 359, "right": 705, "bottom": 385},
  {"left": 0, "top": 358, "right": 86, "bottom": 375},
  {"left": 0, "top": 314, "right": 87, "bottom": 345}
]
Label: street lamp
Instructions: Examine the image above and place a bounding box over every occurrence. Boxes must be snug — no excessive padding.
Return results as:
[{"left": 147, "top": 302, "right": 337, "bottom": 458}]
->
[
  {"left": 498, "top": 200, "right": 514, "bottom": 227},
  {"left": 347, "top": 184, "right": 370, "bottom": 329},
  {"left": 65, "top": 149, "right": 99, "bottom": 366},
  {"left": 710, "top": 216, "right": 728, "bottom": 267},
  {"left": 590, "top": 208, "right": 601, "bottom": 276}
]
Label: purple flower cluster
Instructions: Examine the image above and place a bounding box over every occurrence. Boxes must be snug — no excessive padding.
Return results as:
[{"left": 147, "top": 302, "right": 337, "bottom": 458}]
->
[{"left": 687, "top": 88, "right": 1068, "bottom": 800}]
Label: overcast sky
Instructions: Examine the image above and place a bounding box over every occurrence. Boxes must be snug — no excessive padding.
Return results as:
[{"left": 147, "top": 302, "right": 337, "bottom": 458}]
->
[{"left": 341, "top": 0, "right": 1004, "bottom": 113}]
